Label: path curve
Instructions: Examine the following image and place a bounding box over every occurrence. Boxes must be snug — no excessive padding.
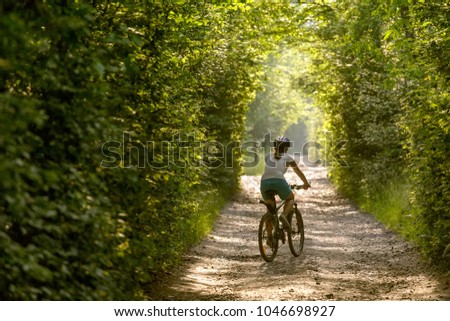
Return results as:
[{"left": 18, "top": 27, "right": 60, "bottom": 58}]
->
[{"left": 148, "top": 166, "right": 450, "bottom": 300}]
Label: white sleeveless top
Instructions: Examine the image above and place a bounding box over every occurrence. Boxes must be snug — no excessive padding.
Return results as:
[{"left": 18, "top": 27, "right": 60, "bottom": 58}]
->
[{"left": 261, "top": 153, "right": 295, "bottom": 180}]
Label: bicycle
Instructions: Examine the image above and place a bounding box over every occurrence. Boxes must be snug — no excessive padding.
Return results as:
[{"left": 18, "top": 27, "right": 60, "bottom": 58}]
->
[{"left": 258, "top": 184, "right": 307, "bottom": 262}]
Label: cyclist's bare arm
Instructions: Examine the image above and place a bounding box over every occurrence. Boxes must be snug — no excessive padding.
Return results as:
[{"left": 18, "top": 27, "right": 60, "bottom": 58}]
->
[{"left": 288, "top": 161, "right": 310, "bottom": 189}]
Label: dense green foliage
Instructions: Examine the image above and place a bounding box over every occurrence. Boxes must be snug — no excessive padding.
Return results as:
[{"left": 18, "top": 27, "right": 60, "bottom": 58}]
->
[
  {"left": 1, "top": 0, "right": 448, "bottom": 301},
  {"left": 298, "top": 0, "right": 449, "bottom": 268},
  {"left": 246, "top": 49, "right": 312, "bottom": 141},
  {"left": 0, "top": 1, "right": 294, "bottom": 300}
]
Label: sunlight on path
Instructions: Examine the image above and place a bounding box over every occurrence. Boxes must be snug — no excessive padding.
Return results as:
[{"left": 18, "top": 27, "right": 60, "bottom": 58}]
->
[{"left": 149, "top": 165, "right": 450, "bottom": 301}]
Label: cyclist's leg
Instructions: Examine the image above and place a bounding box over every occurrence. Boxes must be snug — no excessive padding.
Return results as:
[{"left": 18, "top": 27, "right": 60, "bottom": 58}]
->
[
  {"left": 265, "top": 215, "right": 274, "bottom": 246},
  {"left": 260, "top": 179, "right": 277, "bottom": 213},
  {"left": 264, "top": 195, "right": 275, "bottom": 214},
  {"left": 265, "top": 194, "right": 275, "bottom": 239},
  {"left": 278, "top": 184, "right": 294, "bottom": 230},
  {"left": 283, "top": 192, "right": 295, "bottom": 217}
]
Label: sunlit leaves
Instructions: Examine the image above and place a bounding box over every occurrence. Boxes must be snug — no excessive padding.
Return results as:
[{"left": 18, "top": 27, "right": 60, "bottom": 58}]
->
[
  {"left": 302, "top": 0, "right": 449, "bottom": 267},
  {"left": 1, "top": 0, "right": 312, "bottom": 299}
]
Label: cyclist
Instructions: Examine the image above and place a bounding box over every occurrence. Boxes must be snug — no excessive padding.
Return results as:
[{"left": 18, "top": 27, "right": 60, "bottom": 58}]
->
[{"left": 260, "top": 136, "right": 310, "bottom": 231}]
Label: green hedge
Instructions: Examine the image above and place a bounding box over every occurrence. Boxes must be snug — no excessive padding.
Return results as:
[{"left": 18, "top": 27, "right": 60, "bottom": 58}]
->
[
  {"left": 0, "top": 1, "right": 284, "bottom": 300},
  {"left": 301, "top": 0, "right": 450, "bottom": 268}
]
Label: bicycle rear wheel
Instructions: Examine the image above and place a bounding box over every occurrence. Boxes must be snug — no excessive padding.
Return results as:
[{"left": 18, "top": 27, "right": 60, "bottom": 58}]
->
[
  {"left": 287, "top": 208, "right": 304, "bottom": 257},
  {"left": 258, "top": 213, "right": 278, "bottom": 262}
]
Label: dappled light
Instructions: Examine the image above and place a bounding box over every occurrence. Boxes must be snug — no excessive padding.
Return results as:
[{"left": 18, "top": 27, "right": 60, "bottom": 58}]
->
[
  {"left": 148, "top": 166, "right": 450, "bottom": 301},
  {"left": 1, "top": 0, "right": 449, "bottom": 301}
]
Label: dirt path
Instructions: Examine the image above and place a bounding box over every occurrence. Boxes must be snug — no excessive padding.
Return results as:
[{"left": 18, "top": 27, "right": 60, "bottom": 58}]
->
[{"left": 148, "top": 166, "right": 450, "bottom": 301}]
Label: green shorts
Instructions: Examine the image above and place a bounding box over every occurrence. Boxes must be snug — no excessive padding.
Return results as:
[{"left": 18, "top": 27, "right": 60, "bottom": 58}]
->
[{"left": 260, "top": 178, "right": 292, "bottom": 201}]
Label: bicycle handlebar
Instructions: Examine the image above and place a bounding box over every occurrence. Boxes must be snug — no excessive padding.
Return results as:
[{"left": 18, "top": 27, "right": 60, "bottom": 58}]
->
[{"left": 290, "top": 183, "right": 310, "bottom": 190}]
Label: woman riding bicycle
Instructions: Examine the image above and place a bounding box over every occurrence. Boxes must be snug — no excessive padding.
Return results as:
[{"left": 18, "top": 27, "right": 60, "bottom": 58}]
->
[{"left": 260, "top": 136, "right": 310, "bottom": 230}]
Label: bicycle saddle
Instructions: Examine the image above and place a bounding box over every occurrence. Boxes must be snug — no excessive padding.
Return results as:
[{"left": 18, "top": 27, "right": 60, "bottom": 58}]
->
[
  {"left": 259, "top": 200, "right": 276, "bottom": 214},
  {"left": 265, "top": 190, "right": 278, "bottom": 197}
]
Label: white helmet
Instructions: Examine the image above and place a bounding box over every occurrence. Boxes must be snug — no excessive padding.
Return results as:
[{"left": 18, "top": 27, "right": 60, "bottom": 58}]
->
[{"left": 274, "top": 136, "right": 291, "bottom": 147}]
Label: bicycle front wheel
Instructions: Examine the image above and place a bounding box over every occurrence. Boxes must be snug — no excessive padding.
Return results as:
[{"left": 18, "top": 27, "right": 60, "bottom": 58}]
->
[
  {"left": 287, "top": 208, "right": 304, "bottom": 257},
  {"left": 258, "top": 213, "right": 278, "bottom": 262}
]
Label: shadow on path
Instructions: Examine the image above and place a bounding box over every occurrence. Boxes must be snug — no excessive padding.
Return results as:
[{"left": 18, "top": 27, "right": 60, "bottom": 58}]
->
[{"left": 147, "top": 166, "right": 450, "bottom": 301}]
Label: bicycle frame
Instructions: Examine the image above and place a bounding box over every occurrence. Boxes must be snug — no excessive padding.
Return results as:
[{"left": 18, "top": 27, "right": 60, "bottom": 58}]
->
[
  {"left": 261, "top": 197, "right": 285, "bottom": 215},
  {"left": 262, "top": 183, "right": 306, "bottom": 215},
  {"left": 258, "top": 183, "right": 308, "bottom": 262}
]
